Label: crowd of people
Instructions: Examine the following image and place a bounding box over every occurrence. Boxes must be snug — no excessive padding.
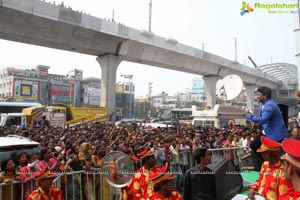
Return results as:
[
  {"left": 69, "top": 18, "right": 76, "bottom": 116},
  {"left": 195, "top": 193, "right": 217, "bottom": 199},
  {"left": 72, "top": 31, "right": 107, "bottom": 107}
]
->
[
  {"left": 0, "top": 118, "right": 299, "bottom": 199},
  {"left": 1, "top": 87, "right": 300, "bottom": 199},
  {"left": 0, "top": 119, "right": 267, "bottom": 199}
]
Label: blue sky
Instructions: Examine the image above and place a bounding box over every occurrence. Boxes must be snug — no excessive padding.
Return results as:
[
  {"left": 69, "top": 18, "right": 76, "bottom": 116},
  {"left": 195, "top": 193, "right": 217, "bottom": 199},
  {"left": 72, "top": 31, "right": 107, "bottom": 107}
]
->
[{"left": 0, "top": 0, "right": 297, "bottom": 96}]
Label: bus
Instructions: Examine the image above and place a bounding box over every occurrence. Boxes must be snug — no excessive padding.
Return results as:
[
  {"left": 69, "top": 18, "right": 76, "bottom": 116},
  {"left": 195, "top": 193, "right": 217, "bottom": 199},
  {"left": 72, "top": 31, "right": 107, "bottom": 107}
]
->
[
  {"left": 0, "top": 102, "right": 42, "bottom": 113},
  {"left": 170, "top": 108, "right": 193, "bottom": 123}
]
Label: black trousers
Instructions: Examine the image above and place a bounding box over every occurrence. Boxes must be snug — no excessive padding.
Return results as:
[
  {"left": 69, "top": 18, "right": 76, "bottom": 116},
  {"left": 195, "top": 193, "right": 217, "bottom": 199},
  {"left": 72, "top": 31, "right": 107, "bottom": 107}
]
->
[{"left": 249, "top": 133, "right": 264, "bottom": 171}]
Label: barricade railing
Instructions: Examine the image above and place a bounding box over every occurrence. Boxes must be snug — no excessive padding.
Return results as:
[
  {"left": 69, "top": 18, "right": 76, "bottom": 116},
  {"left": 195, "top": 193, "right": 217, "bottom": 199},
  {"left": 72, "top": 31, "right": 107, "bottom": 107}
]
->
[
  {"left": 178, "top": 146, "right": 251, "bottom": 171},
  {"left": 0, "top": 147, "right": 251, "bottom": 200},
  {"left": 52, "top": 170, "right": 120, "bottom": 200},
  {"left": 209, "top": 146, "right": 251, "bottom": 170},
  {"left": 0, "top": 170, "right": 120, "bottom": 200},
  {"left": 0, "top": 181, "right": 23, "bottom": 200}
]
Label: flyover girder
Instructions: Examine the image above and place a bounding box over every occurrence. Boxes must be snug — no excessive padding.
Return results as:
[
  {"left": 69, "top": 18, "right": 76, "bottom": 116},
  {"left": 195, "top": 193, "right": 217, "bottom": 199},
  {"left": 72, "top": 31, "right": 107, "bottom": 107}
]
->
[{"left": 0, "top": 0, "right": 280, "bottom": 91}]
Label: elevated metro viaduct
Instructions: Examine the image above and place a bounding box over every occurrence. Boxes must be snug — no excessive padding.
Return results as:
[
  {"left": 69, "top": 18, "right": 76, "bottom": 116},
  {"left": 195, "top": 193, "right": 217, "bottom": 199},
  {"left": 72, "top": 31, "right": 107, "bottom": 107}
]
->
[{"left": 0, "top": 0, "right": 280, "bottom": 113}]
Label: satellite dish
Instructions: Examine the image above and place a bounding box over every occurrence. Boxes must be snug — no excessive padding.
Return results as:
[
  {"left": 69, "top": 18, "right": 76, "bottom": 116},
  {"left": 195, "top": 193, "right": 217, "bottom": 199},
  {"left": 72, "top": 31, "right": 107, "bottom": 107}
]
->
[
  {"left": 216, "top": 75, "right": 243, "bottom": 101},
  {"left": 101, "top": 151, "right": 135, "bottom": 188}
]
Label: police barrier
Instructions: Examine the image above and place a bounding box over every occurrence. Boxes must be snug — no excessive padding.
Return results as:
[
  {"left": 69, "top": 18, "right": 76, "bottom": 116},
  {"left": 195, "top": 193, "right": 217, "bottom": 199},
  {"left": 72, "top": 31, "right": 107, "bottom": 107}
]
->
[
  {"left": 52, "top": 170, "right": 120, "bottom": 200},
  {"left": 0, "top": 146, "right": 250, "bottom": 200},
  {"left": 209, "top": 146, "right": 251, "bottom": 170},
  {"left": 0, "top": 171, "right": 119, "bottom": 200}
]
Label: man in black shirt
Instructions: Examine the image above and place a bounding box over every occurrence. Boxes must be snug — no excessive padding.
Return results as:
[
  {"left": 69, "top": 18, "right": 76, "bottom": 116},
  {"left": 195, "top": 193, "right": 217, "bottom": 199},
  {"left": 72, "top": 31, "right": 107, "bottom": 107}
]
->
[{"left": 183, "top": 147, "right": 217, "bottom": 200}]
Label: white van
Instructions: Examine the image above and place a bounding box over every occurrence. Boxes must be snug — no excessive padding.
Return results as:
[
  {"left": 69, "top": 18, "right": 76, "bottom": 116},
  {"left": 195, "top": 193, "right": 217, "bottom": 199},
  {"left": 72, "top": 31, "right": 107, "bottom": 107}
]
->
[
  {"left": 192, "top": 105, "right": 247, "bottom": 128},
  {"left": 0, "top": 135, "right": 41, "bottom": 164},
  {"left": 0, "top": 113, "right": 27, "bottom": 128}
]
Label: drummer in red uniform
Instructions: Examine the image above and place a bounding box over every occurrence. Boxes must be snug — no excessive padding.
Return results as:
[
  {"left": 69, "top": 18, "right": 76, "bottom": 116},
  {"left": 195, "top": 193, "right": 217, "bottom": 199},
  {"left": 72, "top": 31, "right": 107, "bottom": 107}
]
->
[
  {"left": 27, "top": 166, "right": 64, "bottom": 200},
  {"left": 122, "top": 147, "right": 161, "bottom": 200},
  {"left": 281, "top": 139, "right": 300, "bottom": 199},
  {"left": 248, "top": 136, "right": 292, "bottom": 200},
  {"left": 149, "top": 162, "right": 182, "bottom": 200}
]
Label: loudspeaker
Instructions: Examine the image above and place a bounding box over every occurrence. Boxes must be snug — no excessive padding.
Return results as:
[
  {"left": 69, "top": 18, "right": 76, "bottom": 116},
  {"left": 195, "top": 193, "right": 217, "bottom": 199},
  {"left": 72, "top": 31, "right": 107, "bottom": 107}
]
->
[
  {"left": 250, "top": 150, "right": 264, "bottom": 172},
  {"left": 241, "top": 152, "right": 255, "bottom": 170},
  {"left": 207, "top": 154, "right": 243, "bottom": 200}
]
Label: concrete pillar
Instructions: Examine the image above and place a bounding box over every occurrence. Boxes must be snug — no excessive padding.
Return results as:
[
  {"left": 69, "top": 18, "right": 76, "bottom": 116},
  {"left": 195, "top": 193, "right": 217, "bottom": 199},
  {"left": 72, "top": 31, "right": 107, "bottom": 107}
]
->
[
  {"left": 245, "top": 84, "right": 257, "bottom": 111},
  {"left": 203, "top": 75, "right": 219, "bottom": 109},
  {"left": 96, "top": 54, "right": 123, "bottom": 113}
]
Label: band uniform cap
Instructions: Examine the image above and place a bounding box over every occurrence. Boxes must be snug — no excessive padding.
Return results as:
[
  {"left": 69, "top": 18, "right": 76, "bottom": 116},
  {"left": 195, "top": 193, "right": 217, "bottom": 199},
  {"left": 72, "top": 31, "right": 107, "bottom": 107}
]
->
[
  {"left": 33, "top": 166, "right": 57, "bottom": 181},
  {"left": 282, "top": 139, "right": 300, "bottom": 169},
  {"left": 136, "top": 148, "right": 154, "bottom": 160},
  {"left": 149, "top": 162, "right": 175, "bottom": 185},
  {"left": 257, "top": 136, "right": 281, "bottom": 153}
]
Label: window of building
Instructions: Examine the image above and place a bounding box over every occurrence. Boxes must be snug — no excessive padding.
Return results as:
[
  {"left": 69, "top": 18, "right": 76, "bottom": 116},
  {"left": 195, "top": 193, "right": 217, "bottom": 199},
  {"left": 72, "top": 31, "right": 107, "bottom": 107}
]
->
[
  {"left": 125, "top": 85, "right": 129, "bottom": 91},
  {"left": 279, "top": 90, "right": 288, "bottom": 97}
]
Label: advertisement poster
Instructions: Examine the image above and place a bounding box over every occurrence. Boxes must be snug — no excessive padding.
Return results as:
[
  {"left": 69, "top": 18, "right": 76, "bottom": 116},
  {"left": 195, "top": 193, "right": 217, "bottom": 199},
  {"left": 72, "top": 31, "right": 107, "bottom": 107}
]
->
[{"left": 14, "top": 79, "right": 38, "bottom": 101}]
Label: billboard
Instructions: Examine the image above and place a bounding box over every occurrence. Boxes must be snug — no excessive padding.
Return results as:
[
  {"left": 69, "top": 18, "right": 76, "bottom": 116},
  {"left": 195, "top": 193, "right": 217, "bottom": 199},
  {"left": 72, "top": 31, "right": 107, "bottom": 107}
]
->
[
  {"left": 14, "top": 79, "right": 38, "bottom": 101},
  {"left": 83, "top": 87, "right": 100, "bottom": 106},
  {"left": 192, "top": 78, "right": 205, "bottom": 94},
  {"left": 116, "top": 84, "right": 125, "bottom": 94}
]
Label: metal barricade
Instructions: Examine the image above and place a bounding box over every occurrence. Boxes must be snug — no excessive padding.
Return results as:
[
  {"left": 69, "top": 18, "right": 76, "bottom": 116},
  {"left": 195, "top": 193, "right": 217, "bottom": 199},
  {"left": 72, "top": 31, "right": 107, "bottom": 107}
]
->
[
  {"left": 52, "top": 170, "right": 120, "bottom": 200},
  {"left": 209, "top": 146, "right": 251, "bottom": 170},
  {"left": 0, "top": 171, "right": 122, "bottom": 200},
  {"left": 1, "top": 147, "right": 250, "bottom": 200},
  {"left": 0, "top": 181, "right": 22, "bottom": 200}
]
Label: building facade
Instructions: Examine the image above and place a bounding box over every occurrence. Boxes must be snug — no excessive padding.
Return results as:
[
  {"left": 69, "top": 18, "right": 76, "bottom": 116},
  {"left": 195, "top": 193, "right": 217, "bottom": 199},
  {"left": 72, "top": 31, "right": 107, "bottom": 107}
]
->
[
  {"left": 80, "top": 77, "right": 101, "bottom": 107},
  {"left": 116, "top": 82, "right": 135, "bottom": 118}
]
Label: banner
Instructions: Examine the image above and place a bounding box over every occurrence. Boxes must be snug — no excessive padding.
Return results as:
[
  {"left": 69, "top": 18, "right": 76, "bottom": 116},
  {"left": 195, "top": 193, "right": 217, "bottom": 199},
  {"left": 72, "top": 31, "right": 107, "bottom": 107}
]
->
[{"left": 14, "top": 79, "right": 38, "bottom": 101}]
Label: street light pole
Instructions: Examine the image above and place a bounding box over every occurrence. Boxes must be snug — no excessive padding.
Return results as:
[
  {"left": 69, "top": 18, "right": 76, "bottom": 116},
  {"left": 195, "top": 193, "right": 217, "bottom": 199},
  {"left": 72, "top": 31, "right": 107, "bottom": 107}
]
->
[
  {"left": 202, "top": 43, "right": 206, "bottom": 51},
  {"left": 148, "top": 0, "right": 152, "bottom": 32},
  {"left": 233, "top": 37, "right": 238, "bottom": 63}
]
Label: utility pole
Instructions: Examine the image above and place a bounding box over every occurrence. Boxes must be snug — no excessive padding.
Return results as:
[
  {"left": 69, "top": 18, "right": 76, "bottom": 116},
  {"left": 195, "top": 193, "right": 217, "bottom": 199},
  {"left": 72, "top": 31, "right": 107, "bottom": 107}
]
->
[
  {"left": 148, "top": 0, "right": 152, "bottom": 32},
  {"left": 112, "top": 9, "right": 115, "bottom": 22},
  {"left": 202, "top": 43, "right": 206, "bottom": 52},
  {"left": 233, "top": 37, "right": 238, "bottom": 63},
  {"left": 270, "top": 57, "right": 273, "bottom": 65}
]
